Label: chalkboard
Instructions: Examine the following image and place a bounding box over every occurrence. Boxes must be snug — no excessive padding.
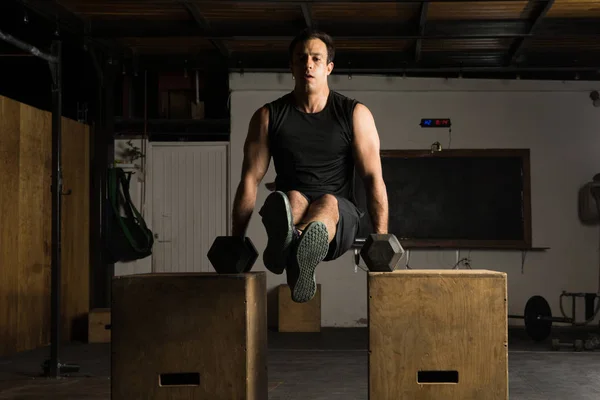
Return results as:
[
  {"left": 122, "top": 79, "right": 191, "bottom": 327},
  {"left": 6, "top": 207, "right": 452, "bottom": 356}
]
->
[{"left": 354, "top": 149, "right": 532, "bottom": 249}]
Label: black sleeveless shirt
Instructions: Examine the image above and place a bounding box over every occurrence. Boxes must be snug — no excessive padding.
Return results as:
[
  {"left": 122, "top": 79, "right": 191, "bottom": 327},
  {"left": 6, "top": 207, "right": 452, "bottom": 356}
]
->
[{"left": 265, "top": 90, "right": 360, "bottom": 203}]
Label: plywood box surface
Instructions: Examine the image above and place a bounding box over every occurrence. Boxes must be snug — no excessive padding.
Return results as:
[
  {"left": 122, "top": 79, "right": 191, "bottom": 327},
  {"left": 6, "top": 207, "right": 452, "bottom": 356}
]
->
[
  {"left": 111, "top": 272, "right": 267, "bottom": 400},
  {"left": 368, "top": 269, "right": 508, "bottom": 400},
  {"left": 88, "top": 308, "right": 111, "bottom": 343},
  {"left": 278, "top": 284, "right": 321, "bottom": 332}
]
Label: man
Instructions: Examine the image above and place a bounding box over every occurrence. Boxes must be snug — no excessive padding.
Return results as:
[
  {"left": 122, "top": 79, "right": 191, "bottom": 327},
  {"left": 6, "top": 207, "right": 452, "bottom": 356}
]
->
[{"left": 231, "top": 29, "right": 388, "bottom": 303}]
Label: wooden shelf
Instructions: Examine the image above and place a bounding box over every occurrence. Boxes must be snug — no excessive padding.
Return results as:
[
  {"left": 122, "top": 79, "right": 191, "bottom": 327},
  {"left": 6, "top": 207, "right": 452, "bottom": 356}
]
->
[
  {"left": 403, "top": 246, "right": 549, "bottom": 252},
  {"left": 352, "top": 238, "right": 549, "bottom": 252}
]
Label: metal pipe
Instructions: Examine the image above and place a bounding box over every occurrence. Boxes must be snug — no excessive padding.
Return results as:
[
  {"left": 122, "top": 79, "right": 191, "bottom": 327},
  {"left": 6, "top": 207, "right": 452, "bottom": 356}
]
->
[
  {"left": 0, "top": 29, "right": 57, "bottom": 63},
  {"left": 49, "top": 40, "right": 62, "bottom": 379},
  {"left": 179, "top": 0, "right": 543, "bottom": 3},
  {"left": 214, "top": 33, "right": 532, "bottom": 40},
  {"left": 230, "top": 66, "right": 600, "bottom": 74}
]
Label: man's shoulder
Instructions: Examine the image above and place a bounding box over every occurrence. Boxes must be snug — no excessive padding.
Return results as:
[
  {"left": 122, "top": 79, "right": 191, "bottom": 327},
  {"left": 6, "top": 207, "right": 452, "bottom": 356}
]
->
[
  {"left": 329, "top": 91, "right": 362, "bottom": 122},
  {"left": 265, "top": 92, "right": 294, "bottom": 108},
  {"left": 330, "top": 90, "right": 354, "bottom": 101},
  {"left": 330, "top": 90, "right": 361, "bottom": 111}
]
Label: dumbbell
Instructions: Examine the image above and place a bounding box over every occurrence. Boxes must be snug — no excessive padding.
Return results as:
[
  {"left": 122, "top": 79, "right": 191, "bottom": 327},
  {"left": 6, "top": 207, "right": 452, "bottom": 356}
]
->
[
  {"left": 360, "top": 233, "right": 405, "bottom": 272},
  {"left": 207, "top": 236, "right": 259, "bottom": 274}
]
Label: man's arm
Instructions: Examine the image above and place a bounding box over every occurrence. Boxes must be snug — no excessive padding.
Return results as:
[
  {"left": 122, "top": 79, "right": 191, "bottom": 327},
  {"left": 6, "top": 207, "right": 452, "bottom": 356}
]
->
[
  {"left": 231, "top": 106, "right": 271, "bottom": 237},
  {"left": 352, "top": 103, "right": 388, "bottom": 234}
]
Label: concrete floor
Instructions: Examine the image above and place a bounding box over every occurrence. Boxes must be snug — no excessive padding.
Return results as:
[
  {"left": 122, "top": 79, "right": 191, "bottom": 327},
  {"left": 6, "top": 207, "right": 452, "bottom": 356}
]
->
[{"left": 0, "top": 328, "right": 599, "bottom": 399}]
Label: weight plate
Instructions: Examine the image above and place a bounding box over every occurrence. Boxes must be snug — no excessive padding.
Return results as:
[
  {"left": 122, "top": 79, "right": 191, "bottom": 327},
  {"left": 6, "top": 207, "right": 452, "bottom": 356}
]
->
[{"left": 524, "top": 295, "right": 552, "bottom": 342}]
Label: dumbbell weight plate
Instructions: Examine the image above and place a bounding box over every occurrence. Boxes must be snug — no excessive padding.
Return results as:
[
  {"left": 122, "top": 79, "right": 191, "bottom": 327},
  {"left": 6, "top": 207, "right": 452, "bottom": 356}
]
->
[
  {"left": 207, "top": 236, "right": 258, "bottom": 274},
  {"left": 360, "top": 233, "right": 405, "bottom": 272},
  {"left": 243, "top": 237, "right": 258, "bottom": 272},
  {"left": 524, "top": 295, "right": 552, "bottom": 342}
]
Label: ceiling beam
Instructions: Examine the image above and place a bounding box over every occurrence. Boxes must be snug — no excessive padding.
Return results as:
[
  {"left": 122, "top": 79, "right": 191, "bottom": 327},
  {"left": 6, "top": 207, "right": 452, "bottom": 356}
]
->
[
  {"left": 89, "top": 19, "right": 544, "bottom": 39},
  {"left": 179, "top": 0, "right": 548, "bottom": 3},
  {"left": 300, "top": 3, "right": 314, "bottom": 29},
  {"left": 415, "top": 2, "right": 428, "bottom": 62},
  {"left": 20, "top": 0, "right": 84, "bottom": 34},
  {"left": 181, "top": 1, "right": 230, "bottom": 57},
  {"left": 18, "top": 0, "right": 128, "bottom": 58},
  {"left": 507, "top": 0, "right": 556, "bottom": 65}
]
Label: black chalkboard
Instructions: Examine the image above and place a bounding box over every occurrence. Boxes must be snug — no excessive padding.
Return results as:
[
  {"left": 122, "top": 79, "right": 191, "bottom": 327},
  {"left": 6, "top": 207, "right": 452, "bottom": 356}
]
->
[{"left": 354, "top": 149, "right": 531, "bottom": 249}]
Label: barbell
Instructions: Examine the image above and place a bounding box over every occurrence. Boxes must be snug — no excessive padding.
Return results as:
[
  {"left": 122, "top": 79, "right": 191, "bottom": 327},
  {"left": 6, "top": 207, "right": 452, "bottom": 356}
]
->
[{"left": 508, "top": 295, "right": 572, "bottom": 342}]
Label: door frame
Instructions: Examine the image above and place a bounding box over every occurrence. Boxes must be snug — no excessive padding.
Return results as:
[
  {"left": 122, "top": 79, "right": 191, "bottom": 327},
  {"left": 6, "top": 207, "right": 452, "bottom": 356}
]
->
[{"left": 144, "top": 141, "right": 231, "bottom": 273}]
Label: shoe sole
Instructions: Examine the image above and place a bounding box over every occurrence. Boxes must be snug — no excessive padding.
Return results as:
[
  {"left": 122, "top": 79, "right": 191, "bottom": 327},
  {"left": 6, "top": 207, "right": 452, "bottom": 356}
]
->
[
  {"left": 259, "top": 191, "right": 294, "bottom": 274},
  {"left": 288, "top": 221, "right": 329, "bottom": 303}
]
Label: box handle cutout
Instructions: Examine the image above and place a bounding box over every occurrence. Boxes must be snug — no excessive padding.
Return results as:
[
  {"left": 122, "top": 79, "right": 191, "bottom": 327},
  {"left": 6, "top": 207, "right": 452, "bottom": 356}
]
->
[
  {"left": 159, "top": 372, "right": 200, "bottom": 387},
  {"left": 417, "top": 370, "right": 459, "bottom": 384}
]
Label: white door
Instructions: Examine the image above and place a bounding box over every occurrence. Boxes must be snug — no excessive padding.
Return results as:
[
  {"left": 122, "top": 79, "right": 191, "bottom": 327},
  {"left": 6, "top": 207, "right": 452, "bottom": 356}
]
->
[{"left": 150, "top": 143, "right": 229, "bottom": 273}]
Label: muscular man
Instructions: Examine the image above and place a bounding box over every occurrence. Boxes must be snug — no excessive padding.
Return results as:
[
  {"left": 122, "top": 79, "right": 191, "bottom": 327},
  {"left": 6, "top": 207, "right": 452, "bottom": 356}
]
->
[{"left": 231, "top": 29, "right": 388, "bottom": 303}]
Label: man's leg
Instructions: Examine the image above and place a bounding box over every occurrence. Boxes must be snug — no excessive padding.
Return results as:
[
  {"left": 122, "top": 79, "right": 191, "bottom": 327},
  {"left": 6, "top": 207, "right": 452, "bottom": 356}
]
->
[
  {"left": 286, "top": 194, "right": 342, "bottom": 303},
  {"left": 286, "top": 190, "right": 311, "bottom": 226},
  {"left": 259, "top": 191, "right": 296, "bottom": 275},
  {"left": 258, "top": 190, "right": 313, "bottom": 275},
  {"left": 295, "top": 194, "right": 339, "bottom": 242}
]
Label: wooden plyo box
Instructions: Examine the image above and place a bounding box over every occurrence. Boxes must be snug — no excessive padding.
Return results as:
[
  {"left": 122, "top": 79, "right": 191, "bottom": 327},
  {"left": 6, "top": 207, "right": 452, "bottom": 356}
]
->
[
  {"left": 368, "top": 269, "right": 508, "bottom": 400},
  {"left": 111, "top": 272, "right": 267, "bottom": 400},
  {"left": 278, "top": 284, "right": 321, "bottom": 332},
  {"left": 88, "top": 308, "right": 111, "bottom": 343}
]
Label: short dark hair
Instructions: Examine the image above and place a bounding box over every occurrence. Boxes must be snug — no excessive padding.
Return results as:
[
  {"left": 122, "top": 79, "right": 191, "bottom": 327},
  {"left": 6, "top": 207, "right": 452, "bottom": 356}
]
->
[{"left": 288, "top": 28, "right": 335, "bottom": 64}]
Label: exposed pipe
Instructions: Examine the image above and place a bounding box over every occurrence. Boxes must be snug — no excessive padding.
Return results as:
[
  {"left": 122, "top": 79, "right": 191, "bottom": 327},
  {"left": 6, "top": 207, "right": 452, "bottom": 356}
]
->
[
  {"left": 180, "top": 0, "right": 542, "bottom": 3},
  {"left": 229, "top": 66, "right": 600, "bottom": 74},
  {"left": 0, "top": 28, "right": 57, "bottom": 63},
  {"left": 195, "top": 69, "right": 200, "bottom": 104},
  {"left": 49, "top": 40, "right": 62, "bottom": 379}
]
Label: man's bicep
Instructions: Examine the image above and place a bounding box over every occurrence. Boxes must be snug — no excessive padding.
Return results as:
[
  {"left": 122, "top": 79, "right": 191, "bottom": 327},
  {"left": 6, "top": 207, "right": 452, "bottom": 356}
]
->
[
  {"left": 241, "top": 106, "right": 271, "bottom": 183},
  {"left": 352, "top": 103, "right": 382, "bottom": 180}
]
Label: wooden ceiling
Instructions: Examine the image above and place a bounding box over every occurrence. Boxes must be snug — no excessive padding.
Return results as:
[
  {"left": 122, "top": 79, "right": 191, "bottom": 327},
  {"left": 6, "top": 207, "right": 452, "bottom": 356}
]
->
[{"left": 8, "top": 0, "right": 600, "bottom": 79}]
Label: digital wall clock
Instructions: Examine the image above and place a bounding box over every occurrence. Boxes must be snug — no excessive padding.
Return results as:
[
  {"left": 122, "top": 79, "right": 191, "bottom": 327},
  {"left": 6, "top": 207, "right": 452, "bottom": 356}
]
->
[{"left": 420, "top": 118, "right": 451, "bottom": 128}]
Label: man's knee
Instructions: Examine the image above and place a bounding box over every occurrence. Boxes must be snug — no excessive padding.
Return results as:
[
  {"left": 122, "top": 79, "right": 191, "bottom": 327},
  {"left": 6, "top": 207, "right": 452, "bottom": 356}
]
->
[
  {"left": 311, "top": 194, "right": 340, "bottom": 225},
  {"left": 287, "top": 190, "right": 309, "bottom": 205},
  {"left": 314, "top": 193, "right": 338, "bottom": 208}
]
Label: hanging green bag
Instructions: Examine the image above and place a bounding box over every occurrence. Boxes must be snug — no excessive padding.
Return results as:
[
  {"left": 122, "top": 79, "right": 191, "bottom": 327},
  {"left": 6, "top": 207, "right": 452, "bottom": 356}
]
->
[{"left": 106, "top": 167, "right": 154, "bottom": 263}]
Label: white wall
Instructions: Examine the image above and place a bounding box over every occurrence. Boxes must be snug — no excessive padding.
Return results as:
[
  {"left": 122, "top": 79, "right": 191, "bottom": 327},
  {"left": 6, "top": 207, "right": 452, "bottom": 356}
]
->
[{"left": 229, "top": 72, "right": 600, "bottom": 328}]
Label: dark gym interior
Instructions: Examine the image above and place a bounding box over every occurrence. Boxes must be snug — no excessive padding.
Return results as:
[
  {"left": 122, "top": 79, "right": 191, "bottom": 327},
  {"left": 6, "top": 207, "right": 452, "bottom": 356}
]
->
[{"left": 1, "top": 1, "right": 600, "bottom": 399}]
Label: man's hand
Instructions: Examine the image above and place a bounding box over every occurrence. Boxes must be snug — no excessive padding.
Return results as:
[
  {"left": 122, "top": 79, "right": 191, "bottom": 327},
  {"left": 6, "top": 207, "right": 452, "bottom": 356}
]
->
[
  {"left": 352, "top": 103, "right": 388, "bottom": 234},
  {"left": 231, "top": 106, "right": 271, "bottom": 237}
]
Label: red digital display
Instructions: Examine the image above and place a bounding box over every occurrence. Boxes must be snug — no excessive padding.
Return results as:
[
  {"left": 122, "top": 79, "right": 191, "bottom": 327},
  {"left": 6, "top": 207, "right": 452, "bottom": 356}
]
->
[{"left": 420, "top": 118, "right": 451, "bottom": 128}]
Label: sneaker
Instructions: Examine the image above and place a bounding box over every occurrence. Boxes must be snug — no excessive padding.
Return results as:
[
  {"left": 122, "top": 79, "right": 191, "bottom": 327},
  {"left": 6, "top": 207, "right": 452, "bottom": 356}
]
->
[
  {"left": 287, "top": 221, "right": 329, "bottom": 303},
  {"left": 258, "top": 191, "right": 295, "bottom": 274}
]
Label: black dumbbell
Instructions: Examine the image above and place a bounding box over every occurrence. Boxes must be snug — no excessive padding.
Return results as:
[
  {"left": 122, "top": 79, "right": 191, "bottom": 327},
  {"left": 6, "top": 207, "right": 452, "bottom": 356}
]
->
[
  {"left": 207, "top": 236, "right": 258, "bottom": 274},
  {"left": 360, "top": 233, "right": 405, "bottom": 272}
]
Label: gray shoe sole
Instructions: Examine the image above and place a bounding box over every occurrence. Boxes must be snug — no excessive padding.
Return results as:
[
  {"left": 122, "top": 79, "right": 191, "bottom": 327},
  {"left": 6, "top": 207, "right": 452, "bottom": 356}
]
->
[
  {"left": 287, "top": 221, "right": 329, "bottom": 303},
  {"left": 259, "top": 191, "right": 294, "bottom": 274}
]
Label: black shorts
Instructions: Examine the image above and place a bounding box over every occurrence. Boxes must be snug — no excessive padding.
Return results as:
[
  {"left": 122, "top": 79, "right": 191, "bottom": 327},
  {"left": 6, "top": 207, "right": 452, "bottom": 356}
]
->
[{"left": 296, "top": 191, "right": 363, "bottom": 261}]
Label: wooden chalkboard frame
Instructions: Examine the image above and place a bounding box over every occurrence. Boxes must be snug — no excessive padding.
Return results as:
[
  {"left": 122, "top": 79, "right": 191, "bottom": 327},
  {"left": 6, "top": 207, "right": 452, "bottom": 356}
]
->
[{"left": 358, "top": 148, "right": 535, "bottom": 250}]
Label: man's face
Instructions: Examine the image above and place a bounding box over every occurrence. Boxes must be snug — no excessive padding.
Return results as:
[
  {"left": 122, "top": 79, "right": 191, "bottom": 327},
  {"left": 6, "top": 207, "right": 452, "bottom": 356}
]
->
[{"left": 290, "top": 38, "right": 333, "bottom": 92}]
